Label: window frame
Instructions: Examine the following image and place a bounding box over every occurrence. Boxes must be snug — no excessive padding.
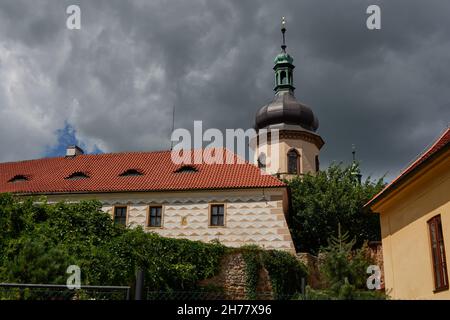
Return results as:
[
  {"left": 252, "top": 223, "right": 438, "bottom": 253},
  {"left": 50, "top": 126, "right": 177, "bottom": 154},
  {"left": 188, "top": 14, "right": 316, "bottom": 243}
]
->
[
  {"left": 147, "top": 205, "right": 164, "bottom": 228},
  {"left": 287, "top": 149, "right": 300, "bottom": 174},
  {"left": 113, "top": 205, "right": 128, "bottom": 226},
  {"left": 428, "top": 214, "right": 449, "bottom": 293},
  {"left": 209, "top": 203, "right": 226, "bottom": 227}
]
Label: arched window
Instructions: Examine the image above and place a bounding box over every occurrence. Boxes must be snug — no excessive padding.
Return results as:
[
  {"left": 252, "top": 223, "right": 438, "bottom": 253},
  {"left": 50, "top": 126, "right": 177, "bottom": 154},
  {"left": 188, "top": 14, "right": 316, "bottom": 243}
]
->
[
  {"left": 287, "top": 149, "right": 299, "bottom": 174},
  {"left": 280, "top": 71, "right": 286, "bottom": 84},
  {"left": 315, "top": 155, "right": 320, "bottom": 172},
  {"left": 257, "top": 153, "right": 266, "bottom": 169}
]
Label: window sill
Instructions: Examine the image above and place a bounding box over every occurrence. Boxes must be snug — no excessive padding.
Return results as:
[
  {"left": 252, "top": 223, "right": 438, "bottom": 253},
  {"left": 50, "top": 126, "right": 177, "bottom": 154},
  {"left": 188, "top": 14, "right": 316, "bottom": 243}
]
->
[{"left": 433, "top": 286, "right": 449, "bottom": 294}]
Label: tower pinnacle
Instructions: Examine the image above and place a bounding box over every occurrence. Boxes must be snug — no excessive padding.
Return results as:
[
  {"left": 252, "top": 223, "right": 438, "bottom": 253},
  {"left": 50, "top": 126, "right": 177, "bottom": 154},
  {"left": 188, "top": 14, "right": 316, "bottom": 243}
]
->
[
  {"left": 281, "top": 16, "right": 287, "bottom": 52},
  {"left": 273, "top": 17, "right": 295, "bottom": 92}
]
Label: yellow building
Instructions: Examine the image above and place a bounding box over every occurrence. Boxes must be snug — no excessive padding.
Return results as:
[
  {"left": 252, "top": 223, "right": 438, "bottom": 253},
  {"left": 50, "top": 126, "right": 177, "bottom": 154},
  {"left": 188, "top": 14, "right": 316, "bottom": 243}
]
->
[{"left": 366, "top": 128, "right": 450, "bottom": 299}]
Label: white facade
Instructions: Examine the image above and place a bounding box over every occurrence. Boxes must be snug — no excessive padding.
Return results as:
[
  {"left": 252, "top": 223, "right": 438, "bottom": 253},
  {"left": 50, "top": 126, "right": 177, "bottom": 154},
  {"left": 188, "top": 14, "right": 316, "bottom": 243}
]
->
[{"left": 46, "top": 188, "right": 296, "bottom": 252}]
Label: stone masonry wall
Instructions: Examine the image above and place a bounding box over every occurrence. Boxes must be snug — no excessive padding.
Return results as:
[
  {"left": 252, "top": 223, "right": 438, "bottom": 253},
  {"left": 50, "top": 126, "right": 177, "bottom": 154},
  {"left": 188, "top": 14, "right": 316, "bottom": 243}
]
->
[{"left": 199, "top": 252, "right": 273, "bottom": 299}]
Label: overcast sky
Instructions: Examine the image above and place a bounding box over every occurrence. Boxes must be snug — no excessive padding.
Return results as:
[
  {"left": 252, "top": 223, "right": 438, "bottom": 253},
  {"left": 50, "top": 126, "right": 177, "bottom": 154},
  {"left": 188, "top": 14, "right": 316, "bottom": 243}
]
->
[{"left": 0, "top": 0, "right": 449, "bottom": 181}]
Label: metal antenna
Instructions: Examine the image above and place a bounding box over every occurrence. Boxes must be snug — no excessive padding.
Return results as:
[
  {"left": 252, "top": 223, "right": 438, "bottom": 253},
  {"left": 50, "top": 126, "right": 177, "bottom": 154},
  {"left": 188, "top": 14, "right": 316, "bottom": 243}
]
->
[{"left": 170, "top": 104, "right": 176, "bottom": 150}]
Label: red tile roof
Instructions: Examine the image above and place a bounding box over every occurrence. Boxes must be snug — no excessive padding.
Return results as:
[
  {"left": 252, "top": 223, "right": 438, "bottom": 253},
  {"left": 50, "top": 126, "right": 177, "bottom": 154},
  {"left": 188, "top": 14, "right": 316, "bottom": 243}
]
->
[
  {"left": 366, "top": 128, "right": 450, "bottom": 208},
  {"left": 0, "top": 149, "right": 285, "bottom": 195}
]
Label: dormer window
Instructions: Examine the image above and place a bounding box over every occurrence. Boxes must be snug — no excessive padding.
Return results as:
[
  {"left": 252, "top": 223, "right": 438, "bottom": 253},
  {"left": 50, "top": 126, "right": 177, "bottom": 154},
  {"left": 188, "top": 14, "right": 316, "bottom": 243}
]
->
[
  {"left": 119, "top": 169, "right": 144, "bottom": 177},
  {"left": 174, "top": 165, "right": 198, "bottom": 174},
  {"left": 65, "top": 172, "right": 90, "bottom": 180},
  {"left": 8, "top": 175, "right": 29, "bottom": 183}
]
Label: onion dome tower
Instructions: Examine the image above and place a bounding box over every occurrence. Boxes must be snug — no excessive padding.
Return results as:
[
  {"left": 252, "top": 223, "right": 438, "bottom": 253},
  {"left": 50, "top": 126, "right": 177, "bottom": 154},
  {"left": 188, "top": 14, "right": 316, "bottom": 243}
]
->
[{"left": 254, "top": 17, "right": 324, "bottom": 179}]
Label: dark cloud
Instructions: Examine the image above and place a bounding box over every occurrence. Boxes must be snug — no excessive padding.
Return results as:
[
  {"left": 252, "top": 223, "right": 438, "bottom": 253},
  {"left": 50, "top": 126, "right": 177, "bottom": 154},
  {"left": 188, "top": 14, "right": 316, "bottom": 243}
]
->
[{"left": 0, "top": 0, "right": 449, "bottom": 181}]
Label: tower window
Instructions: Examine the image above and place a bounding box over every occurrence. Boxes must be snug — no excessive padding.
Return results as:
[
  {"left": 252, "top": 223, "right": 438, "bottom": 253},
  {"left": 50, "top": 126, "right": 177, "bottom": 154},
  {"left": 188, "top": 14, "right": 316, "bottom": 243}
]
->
[
  {"left": 315, "top": 155, "right": 320, "bottom": 172},
  {"left": 280, "top": 71, "right": 287, "bottom": 85},
  {"left": 287, "top": 149, "right": 299, "bottom": 174}
]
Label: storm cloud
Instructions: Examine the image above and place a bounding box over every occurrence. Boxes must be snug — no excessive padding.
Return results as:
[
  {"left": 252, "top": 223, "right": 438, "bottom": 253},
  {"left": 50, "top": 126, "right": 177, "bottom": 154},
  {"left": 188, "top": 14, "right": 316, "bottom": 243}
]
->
[{"left": 0, "top": 0, "right": 449, "bottom": 181}]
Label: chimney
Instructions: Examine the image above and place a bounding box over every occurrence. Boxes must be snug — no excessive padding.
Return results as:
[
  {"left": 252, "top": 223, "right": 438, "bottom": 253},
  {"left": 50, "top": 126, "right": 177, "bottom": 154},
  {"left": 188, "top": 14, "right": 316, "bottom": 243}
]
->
[{"left": 66, "top": 145, "right": 84, "bottom": 157}]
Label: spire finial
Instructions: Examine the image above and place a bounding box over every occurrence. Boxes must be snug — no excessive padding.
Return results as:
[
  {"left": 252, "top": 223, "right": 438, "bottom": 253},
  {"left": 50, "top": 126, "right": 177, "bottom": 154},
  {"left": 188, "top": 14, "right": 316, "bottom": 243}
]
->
[
  {"left": 352, "top": 144, "right": 356, "bottom": 162},
  {"left": 281, "top": 16, "right": 287, "bottom": 52}
]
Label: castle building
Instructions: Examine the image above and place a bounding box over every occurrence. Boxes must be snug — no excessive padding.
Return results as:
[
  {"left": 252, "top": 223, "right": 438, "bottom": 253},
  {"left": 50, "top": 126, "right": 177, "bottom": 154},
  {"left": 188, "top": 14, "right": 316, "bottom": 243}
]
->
[
  {"left": 0, "top": 19, "right": 323, "bottom": 253},
  {"left": 254, "top": 18, "right": 324, "bottom": 179}
]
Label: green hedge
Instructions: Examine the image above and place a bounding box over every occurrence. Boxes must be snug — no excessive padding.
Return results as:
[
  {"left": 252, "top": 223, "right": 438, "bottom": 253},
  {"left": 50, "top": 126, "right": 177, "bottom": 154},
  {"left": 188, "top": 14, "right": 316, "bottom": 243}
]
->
[
  {"left": 0, "top": 193, "right": 309, "bottom": 298},
  {"left": 0, "top": 193, "right": 225, "bottom": 290}
]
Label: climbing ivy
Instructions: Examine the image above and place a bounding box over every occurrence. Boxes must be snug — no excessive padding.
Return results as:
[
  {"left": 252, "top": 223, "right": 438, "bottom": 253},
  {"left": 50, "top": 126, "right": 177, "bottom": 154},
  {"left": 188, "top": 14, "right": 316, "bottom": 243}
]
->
[
  {"left": 241, "top": 245, "right": 262, "bottom": 299},
  {"left": 240, "top": 245, "right": 308, "bottom": 300}
]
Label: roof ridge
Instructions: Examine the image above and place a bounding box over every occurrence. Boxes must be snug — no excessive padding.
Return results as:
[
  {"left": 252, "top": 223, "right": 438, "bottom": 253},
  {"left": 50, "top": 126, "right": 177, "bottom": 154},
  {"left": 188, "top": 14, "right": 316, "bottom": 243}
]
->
[
  {"left": 399, "top": 127, "right": 450, "bottom": 175},
  {"left": 365, "top": 127, "right": 450, "bottom": 208}
]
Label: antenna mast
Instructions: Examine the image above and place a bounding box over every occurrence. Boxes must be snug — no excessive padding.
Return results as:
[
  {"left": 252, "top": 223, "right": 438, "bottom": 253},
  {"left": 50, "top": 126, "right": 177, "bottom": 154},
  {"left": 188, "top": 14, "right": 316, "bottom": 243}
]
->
[{"left": 170, "top": 104, "right": 176, "bottom": 150}]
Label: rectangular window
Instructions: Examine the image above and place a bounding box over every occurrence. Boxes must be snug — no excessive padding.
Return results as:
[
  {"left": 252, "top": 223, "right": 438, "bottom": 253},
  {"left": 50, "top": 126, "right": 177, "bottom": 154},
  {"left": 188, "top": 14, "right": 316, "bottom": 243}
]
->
[
  {"left": 428, "top": 215, "right": 449, "bottom": 292},
  {"left": 148, "top": 206, "right": 163, "bottom": 227},
  {"left": 114, "top": 206, "right": 127, "bottom": 226},
  {"left": 210, "top": 204, "right": 225, "bottom": 227}
]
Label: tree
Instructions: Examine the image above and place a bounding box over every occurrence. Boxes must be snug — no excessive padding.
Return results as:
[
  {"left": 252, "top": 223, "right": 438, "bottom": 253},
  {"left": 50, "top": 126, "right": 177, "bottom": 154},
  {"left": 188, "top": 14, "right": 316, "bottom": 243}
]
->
[
  {"left": 304, "top": 224, "right": 386, "bottom": 300},
  {"left": 287, "top": 162, "right": 384, "bottom": 254}
]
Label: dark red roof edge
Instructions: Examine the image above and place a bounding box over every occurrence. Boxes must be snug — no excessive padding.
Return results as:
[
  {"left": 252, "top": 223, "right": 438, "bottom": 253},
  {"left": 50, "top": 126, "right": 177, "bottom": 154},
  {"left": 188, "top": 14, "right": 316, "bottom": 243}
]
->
[
  {"left": 11, "top": 185, "right": 286, "bottom": 196},
  {"left": 365, "top": 128, "right": 450, "bottom": 208}
]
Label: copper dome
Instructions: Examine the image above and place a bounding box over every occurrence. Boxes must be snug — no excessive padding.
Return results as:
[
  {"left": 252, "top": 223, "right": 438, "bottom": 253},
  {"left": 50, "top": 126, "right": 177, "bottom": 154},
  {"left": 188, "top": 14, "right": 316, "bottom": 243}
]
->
[{"left": 255, "top": 90, "right": 319, "bottom": 132}]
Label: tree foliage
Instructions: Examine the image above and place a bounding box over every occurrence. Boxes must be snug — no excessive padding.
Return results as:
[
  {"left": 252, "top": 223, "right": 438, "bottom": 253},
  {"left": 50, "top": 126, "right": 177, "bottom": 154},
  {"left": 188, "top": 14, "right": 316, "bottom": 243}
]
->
[
  {"left": 287, "top": 163, "right": 384, "bottom": 254},
  {"left": 304, "top": 225, "right": 386, "bottom": 300},
  {"left": 0, "top": 193, "right": 308, "bottom": 298},
  {"left": 0, "top": 193, "right": 225, "bottom": 290}
]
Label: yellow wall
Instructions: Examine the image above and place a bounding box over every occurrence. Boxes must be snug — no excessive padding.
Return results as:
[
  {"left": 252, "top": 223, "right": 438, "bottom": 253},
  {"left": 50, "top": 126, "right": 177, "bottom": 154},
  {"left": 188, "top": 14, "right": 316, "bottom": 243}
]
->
[
  {"left": 255, "top": 134, "right": 320, "bottom": 177},
  {"left": 373, "top": 149, "right": 450, "bottom": 299}
]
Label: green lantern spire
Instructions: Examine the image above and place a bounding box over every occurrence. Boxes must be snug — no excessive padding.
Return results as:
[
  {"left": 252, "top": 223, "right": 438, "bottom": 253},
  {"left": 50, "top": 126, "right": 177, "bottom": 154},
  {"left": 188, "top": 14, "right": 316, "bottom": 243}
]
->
[{"left": 273, "top": 17, "right": 295, "bottom": 92}]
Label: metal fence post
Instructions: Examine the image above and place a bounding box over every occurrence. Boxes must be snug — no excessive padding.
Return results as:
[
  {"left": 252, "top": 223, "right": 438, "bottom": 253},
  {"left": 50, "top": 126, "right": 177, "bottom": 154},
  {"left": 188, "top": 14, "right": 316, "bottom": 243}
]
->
[
  {"left": 301, "top": 277, "right": 306, "bottom": 296},
  {"left": 135, "top": 269, "right": 145, "bottom": 300}
]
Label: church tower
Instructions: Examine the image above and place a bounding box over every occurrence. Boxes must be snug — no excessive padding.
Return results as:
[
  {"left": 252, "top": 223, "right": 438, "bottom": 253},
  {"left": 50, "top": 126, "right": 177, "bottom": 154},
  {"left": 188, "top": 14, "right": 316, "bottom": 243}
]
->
[{"left": 254, "top": 18, "right": 324, "bottom": 179}]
